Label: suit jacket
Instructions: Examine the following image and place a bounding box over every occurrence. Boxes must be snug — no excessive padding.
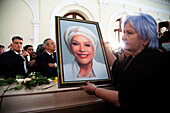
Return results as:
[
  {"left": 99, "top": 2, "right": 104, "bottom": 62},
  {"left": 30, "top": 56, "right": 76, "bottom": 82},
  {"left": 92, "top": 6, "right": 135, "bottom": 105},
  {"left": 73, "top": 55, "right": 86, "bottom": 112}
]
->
[
  {"left": 36, "top": 51, "right": 57, "bottom": 77},
  {"left": 0, "top": 50, "right": 27, "bottom": 78},
  {"left": 25, "top": 54, "right": 37, "bottom": 73}
]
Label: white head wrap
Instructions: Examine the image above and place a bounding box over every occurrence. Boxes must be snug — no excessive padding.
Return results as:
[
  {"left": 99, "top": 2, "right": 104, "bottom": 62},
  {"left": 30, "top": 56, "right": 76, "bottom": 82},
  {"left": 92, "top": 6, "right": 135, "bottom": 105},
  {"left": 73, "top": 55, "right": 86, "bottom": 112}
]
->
[{"left": 64, "top": 26, "right": 98, "bottom": 52}]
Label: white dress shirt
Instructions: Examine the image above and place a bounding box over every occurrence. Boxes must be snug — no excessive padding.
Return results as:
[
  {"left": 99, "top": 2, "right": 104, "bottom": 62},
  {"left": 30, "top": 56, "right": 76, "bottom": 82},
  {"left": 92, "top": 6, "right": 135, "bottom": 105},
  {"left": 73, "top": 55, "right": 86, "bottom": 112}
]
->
[{"left": 14, "top": 50, "right": 28, "bottom": 73}]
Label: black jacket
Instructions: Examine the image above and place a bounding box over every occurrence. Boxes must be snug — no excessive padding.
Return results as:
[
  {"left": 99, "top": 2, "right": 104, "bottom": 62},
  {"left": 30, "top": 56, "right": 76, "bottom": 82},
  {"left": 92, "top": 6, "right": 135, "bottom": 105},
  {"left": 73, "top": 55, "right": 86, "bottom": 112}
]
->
[
  {"left": 112, "top": 49, "right": 170, "bottom": 112},
  {"left": 0, "top": 50, "right": 27, "bottom": 78},
  {"left": 36, "top": 51, "right": 57, "bottom": 77}
]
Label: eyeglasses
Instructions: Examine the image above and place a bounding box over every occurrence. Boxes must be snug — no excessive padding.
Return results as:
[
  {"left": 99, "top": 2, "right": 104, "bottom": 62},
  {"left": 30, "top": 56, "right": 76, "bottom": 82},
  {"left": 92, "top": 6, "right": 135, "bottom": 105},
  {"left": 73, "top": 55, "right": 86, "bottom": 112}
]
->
[{"left": 28, "top": 49, "right": 33, "bottom": 51}]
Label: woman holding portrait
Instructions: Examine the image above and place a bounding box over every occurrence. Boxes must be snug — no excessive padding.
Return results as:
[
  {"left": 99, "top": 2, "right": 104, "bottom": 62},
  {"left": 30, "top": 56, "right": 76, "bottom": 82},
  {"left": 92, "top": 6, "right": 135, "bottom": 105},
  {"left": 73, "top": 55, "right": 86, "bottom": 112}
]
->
[{"left": 81, "top": 13, "right": 169, "bottom": 112}]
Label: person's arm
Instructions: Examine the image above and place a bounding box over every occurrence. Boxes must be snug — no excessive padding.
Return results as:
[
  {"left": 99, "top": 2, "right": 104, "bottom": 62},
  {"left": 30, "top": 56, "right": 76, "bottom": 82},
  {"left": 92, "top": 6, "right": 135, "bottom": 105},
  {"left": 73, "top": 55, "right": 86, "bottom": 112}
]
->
[
  {"left": 48, "top": 63, "right": 57, "bottom": 68},
  {"left": 102, "top": 41, "right": 117, "bottom": 67},
  {"left": 37, "top": 55, "right": 57, "bottom": 77},
  {"left": 28, "top": 60, "right": 36, "bottom": 67},
  {"left": 81, "top": 82, "right": 120, "bottom": 107}
]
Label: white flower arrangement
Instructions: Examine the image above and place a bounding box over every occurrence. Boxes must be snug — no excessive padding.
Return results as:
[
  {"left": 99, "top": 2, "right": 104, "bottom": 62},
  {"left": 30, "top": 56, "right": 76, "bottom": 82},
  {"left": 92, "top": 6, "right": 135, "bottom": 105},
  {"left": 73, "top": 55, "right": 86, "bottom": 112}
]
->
[
  {"left": 24, "top": 78, "right": 32, "bottom": 83},
  {"left": 16, "top": 79, "right": 24, "bottom": 85}
]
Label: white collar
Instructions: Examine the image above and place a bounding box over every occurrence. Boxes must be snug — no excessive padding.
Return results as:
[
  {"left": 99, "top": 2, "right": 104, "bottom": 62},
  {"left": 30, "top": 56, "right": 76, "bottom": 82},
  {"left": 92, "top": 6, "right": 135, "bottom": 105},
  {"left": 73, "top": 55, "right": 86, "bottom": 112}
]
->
[
  {"left": 46, "top": 51, "right": 53, "bottom": 55},
  {"left": 13, "top": 50, "right": 22, "bottom": 55}
]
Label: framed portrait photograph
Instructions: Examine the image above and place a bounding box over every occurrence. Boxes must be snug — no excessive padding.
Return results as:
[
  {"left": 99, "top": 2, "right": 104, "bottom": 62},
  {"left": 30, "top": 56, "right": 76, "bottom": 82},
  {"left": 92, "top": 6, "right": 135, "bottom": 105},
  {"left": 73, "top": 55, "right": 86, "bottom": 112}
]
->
[{"left": 55, "top": 16, "right": 111, "bottom": 88}]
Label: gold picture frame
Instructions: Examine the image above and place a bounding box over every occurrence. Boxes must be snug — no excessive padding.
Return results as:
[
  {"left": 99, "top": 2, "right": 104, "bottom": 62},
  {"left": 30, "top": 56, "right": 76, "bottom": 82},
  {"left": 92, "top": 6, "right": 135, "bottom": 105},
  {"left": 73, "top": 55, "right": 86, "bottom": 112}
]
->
[{"left": 55, "top": 16, "right": 111, "bottom": 88}]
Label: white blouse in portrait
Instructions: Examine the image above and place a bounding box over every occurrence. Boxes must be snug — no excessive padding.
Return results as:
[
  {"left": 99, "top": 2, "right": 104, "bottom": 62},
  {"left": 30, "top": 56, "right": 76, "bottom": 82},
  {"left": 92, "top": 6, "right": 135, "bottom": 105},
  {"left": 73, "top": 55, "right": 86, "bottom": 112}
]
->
[{"left": 63, "top": 59, "right": 109, "bottom": 82}]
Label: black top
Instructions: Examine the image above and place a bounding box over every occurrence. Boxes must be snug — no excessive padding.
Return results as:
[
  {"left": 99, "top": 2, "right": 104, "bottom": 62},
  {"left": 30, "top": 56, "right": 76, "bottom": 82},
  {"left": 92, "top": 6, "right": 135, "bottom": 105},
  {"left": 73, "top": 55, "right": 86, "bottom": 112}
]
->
[
  {"left": 36, "top": 51, "right": 57, "bottom": 77},
  {"left": 25, "top": 54, "right": 37, "bottom": 73},
  {"left": 0, "top": 50, "right": 27, "bottom": 78},
  {"left": 112, "top": 49, "right": 170, "bottom": 112}
]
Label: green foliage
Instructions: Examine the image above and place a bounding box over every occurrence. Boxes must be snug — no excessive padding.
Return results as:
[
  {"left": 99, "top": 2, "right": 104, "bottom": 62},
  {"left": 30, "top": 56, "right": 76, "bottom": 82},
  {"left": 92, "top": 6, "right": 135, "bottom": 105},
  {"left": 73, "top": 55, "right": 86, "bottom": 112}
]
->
[
  {"left": 0, "top": 80, "right": 8, "bottom": 86},
  {"left": 8, "top": 85, "right": 24, "bottom": 90},
  {"left": 0, "top": 72, "right": 51, "bottom": 90},
  {"left": 5, "top": 77, "right": 17, "bottom": 84},
  {"left": 16, "top": 75, "right": 25, "bottom": 79},
  {"left": 0, "top": 77, "right": 16, "bottom": 86}
]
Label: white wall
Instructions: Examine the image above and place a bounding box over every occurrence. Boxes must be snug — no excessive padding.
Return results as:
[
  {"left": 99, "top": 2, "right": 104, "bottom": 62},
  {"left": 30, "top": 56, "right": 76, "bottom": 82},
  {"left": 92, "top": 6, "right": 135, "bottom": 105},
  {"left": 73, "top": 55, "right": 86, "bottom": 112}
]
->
[{"left": 0, "top": 0, "right": 169, "bottom": 50}]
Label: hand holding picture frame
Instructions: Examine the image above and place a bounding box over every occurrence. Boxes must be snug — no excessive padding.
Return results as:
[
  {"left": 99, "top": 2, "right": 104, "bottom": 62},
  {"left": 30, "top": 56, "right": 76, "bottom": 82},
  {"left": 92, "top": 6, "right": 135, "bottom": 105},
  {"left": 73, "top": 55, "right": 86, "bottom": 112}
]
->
[{"left": 55, "top": 16, "right": 111, "bottom": 88}]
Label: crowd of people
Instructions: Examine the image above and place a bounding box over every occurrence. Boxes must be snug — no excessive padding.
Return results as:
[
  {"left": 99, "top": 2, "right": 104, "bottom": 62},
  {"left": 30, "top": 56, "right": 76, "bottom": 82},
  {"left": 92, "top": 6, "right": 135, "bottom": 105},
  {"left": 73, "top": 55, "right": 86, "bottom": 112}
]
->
[
  {"left": 0, "top": 12, "right": 169, "bottom": 112},
  {"left": 0, "top": 37, "right": 57, "bottom": 78}
]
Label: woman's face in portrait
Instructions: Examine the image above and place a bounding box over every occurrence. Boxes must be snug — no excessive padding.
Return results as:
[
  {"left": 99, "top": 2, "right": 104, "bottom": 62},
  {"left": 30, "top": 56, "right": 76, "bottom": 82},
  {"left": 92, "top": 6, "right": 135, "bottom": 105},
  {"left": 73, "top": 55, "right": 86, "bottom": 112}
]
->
[
  {"left": 122, "top": 22, "right": 145, "bottom": 55},
  {"left": 71, "top": 35, "right": 95, "bottom": 65}
]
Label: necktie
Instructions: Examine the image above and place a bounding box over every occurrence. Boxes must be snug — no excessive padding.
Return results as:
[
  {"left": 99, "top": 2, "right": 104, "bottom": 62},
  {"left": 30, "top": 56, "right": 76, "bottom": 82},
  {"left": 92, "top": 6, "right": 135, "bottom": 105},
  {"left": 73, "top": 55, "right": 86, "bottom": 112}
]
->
[
  {"left": 19, "top": 54, "right": 28, "bottom": 73},
  {"left": 51, "top": 53, "right": 54, "bottom": 59}
]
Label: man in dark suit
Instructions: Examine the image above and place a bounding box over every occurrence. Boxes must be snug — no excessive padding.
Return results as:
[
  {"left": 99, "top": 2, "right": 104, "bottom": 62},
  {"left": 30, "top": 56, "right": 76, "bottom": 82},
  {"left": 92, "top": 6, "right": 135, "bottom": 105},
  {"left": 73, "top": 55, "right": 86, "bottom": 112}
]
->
[
  {"left": 36, "top": 38, "right": 57, "bottom": 77},
  {"left": 24, "top": 45, "right": 37, "bottom": 73},
  {"left": 0, "top": 36, "right": 29, "bottom": 78}
]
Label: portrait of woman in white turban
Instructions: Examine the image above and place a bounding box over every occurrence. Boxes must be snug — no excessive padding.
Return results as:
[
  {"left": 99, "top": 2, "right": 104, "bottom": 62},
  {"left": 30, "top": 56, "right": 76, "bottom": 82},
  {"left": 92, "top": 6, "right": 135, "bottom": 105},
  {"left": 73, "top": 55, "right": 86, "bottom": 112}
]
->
[{"left": 63, "top": 26, "right": 109, "bottom": 81}]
